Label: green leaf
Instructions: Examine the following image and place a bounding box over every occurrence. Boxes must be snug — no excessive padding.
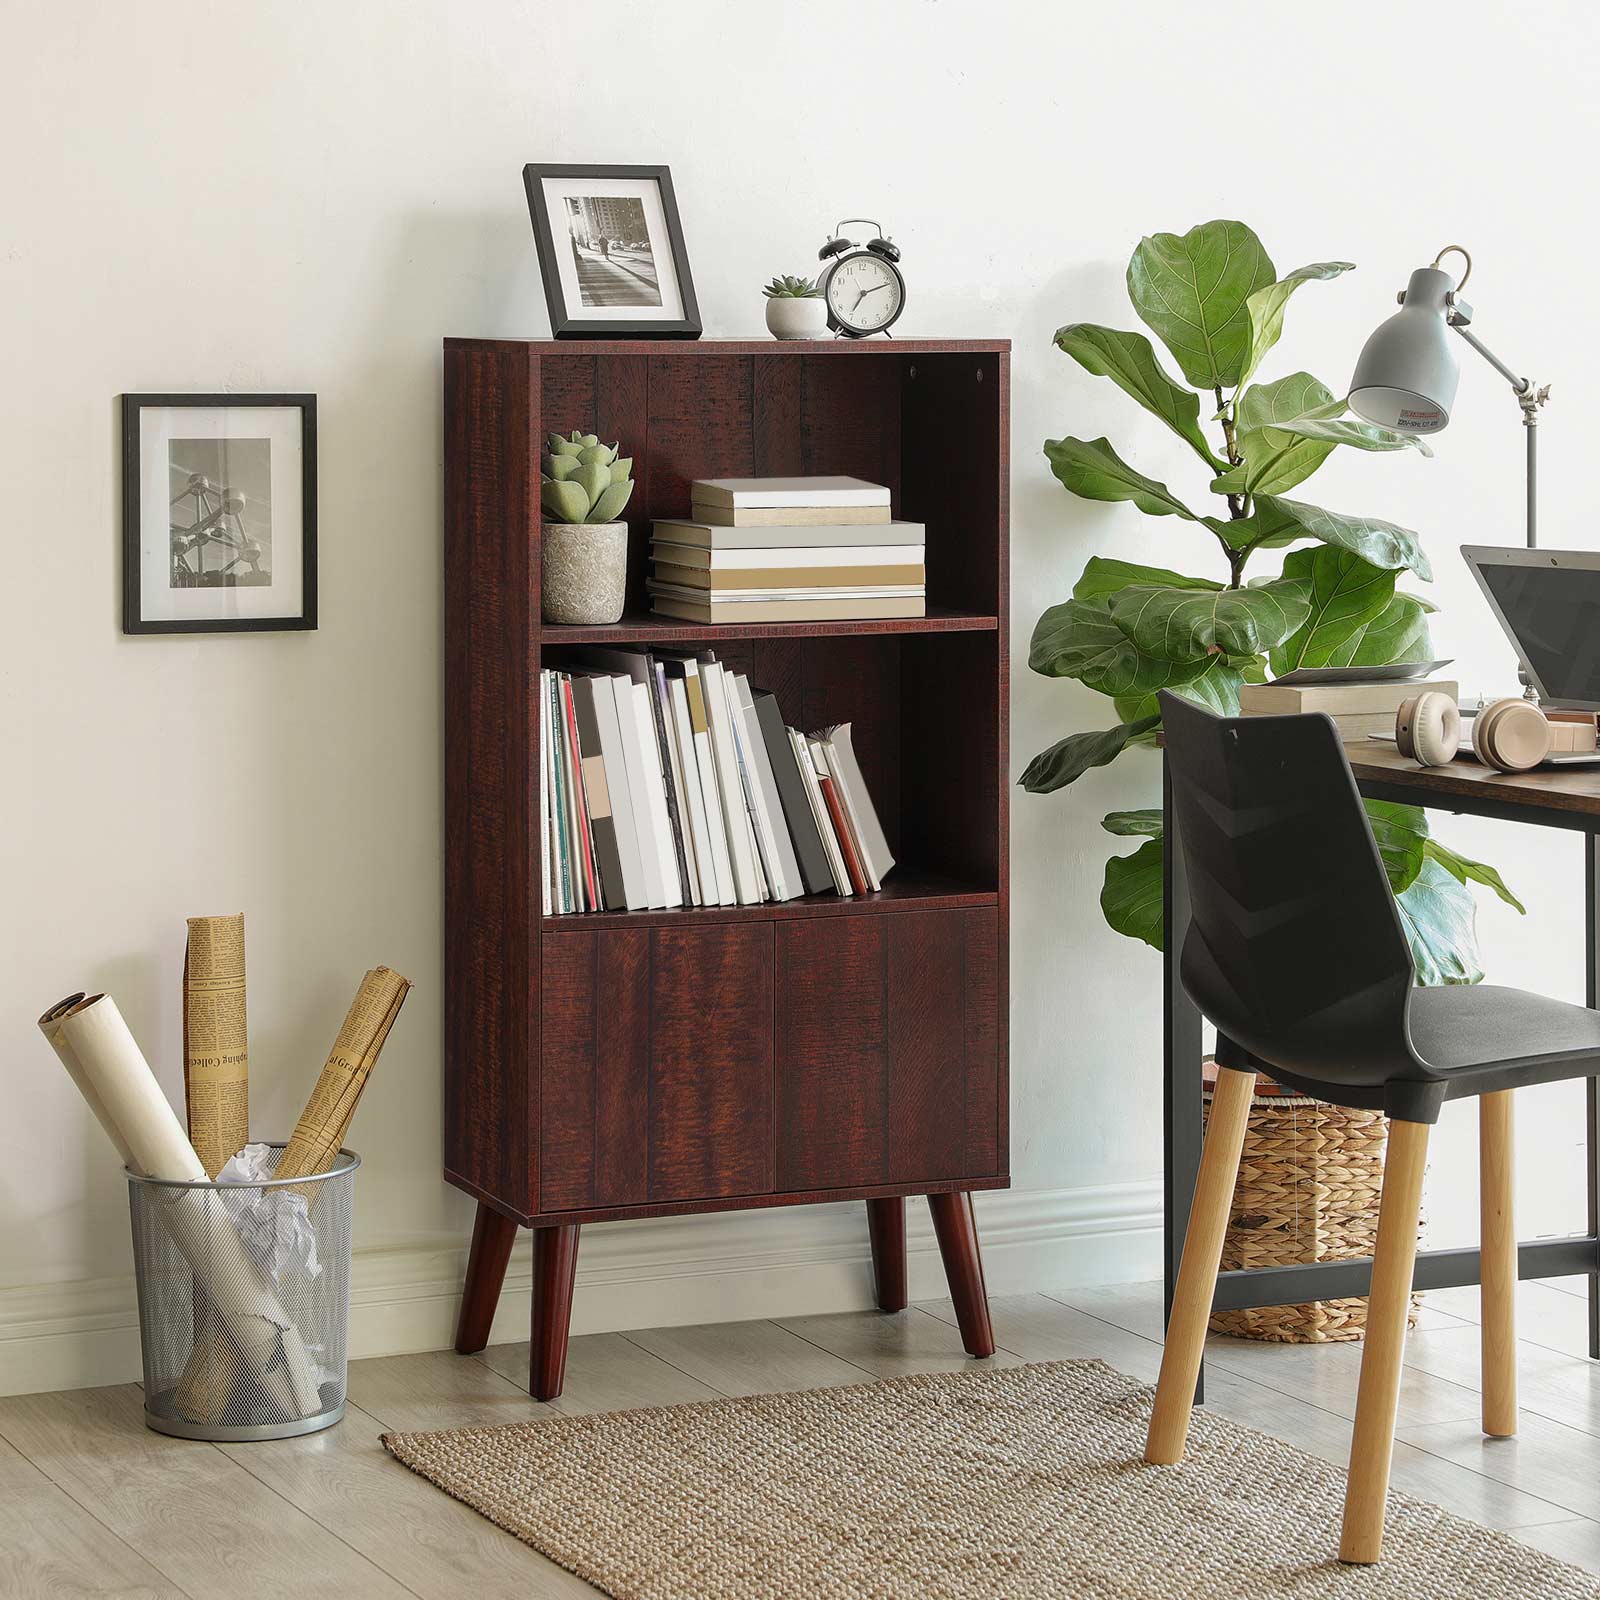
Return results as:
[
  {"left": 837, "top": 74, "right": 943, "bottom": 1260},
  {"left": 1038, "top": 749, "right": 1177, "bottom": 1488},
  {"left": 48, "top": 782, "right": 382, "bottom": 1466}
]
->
[
  {"left": 1339, "top": 591, "right": 1435, "bottom": 667},
  {"left": 574, "top": 460, "right": 611, "bottom": 508},
  {"left": 1365, "top": 798, "right": 1429, "bottom": 897},
  {"left": 1115, "top": 653, "right": 1254, "bottom": 723},
  {"left": 1238, "top": 262, "right": 1355, "bottom": 388},
  {"left": 1029, "top": 596, "right": 1211, "bottom": 697},
  {"left": 1110, "top": 579, "right": 1311, "bottom": 660},
  {"left": 541, "top": 477, "right": 588, "bottom": 523},
  {"left": 1101, "top": 809, "right": 1164, "bottom": 838},
  {"left": 1252, "top": 493, "right": 1433, "bottom": 579},
  {"left": 543, "top": 453, "right": 583, "bottom": 482},
  {"left": 1395, "top": 856, "right": 1483, "bottom": 985},
  {"left": 1126, "top": 221, "right": 1276, "bottom": 391},
  {"left": 588, "top": 479, "right": 634, "bottom": 523},
  {"left": 1264, "top": 414, "right": 1432, "bottom": 456},
  {"left": 1101, "top": 838, "right": 1165, "bottom": 950},
  {"left": 1018, "top": 715, "right": 1160, "bottom": 793},
  {"left": 1268, "top": 546, "right": 1399, "bottom": 675},
  {"left": 1044, "top": 436, "right": 1202, "bottom": 521},
  {"left": 1053, "top": 324, "right": 1222, "bottom": 468},
  {"left": 1217, "top": 372, "right": 1340, "bottom": 496},
  {"left": 1073, "top": 557, "right": 1221, "bottom": 603},
  {"left": 1423, "top": 839, "right": 1526, "bottom": 914}
]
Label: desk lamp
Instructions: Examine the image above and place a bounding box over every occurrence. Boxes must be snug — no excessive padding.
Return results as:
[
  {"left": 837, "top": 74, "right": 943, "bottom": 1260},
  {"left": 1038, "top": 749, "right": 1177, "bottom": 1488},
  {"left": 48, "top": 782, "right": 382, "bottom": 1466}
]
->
[{"left": 1349, "top": 246, "right": 1550, "bottom": 547}]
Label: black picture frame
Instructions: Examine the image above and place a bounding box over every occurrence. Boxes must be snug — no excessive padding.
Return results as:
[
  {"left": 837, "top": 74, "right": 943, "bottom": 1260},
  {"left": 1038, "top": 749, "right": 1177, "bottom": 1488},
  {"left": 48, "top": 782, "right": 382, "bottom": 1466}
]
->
[
  {"left": 121, "top": 393, "right": 317, "bottom": 634},
  {"left": 523, "top": 163, "right": 701, "bottom": 340}
]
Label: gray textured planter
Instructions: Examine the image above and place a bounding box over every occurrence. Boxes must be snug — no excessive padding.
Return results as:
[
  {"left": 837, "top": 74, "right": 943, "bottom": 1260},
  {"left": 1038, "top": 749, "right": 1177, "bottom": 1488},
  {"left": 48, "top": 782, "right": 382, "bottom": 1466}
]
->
[{"left": 541, "top": 521, "right": 628, "bottom": 625}]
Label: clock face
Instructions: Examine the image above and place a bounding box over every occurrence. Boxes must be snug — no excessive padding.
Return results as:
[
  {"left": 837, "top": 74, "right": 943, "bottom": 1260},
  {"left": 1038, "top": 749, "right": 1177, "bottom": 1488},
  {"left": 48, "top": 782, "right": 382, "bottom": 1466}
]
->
[{"left": 826, "top": 253, "right": 903, "bottom": 333}]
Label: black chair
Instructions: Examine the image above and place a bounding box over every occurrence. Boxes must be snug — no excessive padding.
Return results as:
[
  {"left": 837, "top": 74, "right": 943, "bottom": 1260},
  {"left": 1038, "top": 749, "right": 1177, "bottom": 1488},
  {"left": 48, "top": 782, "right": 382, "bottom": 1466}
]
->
[{"left": 1147, "top": 690, "right": 1600, "bottom": 1565}]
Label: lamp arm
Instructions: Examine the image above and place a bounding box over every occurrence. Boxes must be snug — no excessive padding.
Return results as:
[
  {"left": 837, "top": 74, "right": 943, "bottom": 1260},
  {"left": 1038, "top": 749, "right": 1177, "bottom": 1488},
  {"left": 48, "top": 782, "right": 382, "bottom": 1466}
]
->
[{"left": 1447, "top": 314, "right": 1550, "bottom": 550}]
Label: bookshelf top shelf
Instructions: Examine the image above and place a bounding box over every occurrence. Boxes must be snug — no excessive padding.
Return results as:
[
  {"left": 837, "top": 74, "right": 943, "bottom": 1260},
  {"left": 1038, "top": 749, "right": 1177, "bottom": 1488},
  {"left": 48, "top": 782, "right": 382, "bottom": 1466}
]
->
[
  {"left": 445, "top": 336, "right": 1011, "bottom": 358},
  {"left": 537, "top": 607, "right": 998, "bottom": 645}
]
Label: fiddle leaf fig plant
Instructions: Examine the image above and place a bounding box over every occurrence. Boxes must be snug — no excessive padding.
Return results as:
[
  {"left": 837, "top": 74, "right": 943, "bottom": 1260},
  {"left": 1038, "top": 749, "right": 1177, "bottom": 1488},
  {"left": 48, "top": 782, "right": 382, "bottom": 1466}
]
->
[{"left": 1025, "top": 220, "right": 1520, "bottom": 982}]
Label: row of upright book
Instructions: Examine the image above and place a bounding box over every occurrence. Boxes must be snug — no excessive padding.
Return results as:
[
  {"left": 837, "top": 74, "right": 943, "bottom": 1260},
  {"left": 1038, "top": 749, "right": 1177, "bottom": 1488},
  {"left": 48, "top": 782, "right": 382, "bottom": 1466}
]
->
[
  {"left": 540, "top": 648, "right": 895, "bottom": 914},
  {"left": 648, "top": 476, "right": 925, "bottom": 623}
]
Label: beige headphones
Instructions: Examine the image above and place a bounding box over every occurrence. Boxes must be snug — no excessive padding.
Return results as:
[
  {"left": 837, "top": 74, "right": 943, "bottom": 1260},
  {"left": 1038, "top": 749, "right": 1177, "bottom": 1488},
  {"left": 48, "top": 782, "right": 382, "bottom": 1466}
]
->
[
  {"left": 1395, "top": 691, "right": 1461, "bottom": 767},
  {"left": 1471, "top": 697, "right": 1552, "bottom": 772}
]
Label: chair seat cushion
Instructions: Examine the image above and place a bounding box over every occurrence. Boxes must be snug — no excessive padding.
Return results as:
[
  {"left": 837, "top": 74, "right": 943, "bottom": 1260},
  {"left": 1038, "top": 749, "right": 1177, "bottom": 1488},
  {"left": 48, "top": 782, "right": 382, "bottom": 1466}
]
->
[{"left": 1409, "top": 984, "right": 1600, "bottom": 1075}]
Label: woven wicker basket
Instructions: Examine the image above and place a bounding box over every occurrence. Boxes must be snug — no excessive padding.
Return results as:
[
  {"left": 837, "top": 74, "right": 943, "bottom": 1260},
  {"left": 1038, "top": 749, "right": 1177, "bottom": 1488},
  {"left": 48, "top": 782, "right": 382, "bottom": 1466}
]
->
[{"left": 1203, "top": 1072, "right": 1423, "bottom": 1343}]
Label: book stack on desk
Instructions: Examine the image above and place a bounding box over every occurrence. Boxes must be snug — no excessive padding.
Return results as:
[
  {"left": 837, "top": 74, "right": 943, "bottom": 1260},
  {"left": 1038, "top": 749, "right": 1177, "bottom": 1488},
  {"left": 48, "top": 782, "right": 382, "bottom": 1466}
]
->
[
  {"left": 1239, "top": 677, "right": 1459, "bottom": 741},
  {"left": 648, "top": 476, "right": 926, "bottom": 623}
]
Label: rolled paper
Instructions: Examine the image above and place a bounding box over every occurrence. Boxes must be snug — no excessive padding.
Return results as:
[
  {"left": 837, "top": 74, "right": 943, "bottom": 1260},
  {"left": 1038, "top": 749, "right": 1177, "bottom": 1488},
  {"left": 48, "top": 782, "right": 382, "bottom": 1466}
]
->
[
  {"left": 38, "top": 994, "right": 139, "bottom": 1171},
  {"left": 182, "top": 914, "right": 250, "bottom": 1178},
  {"left": 39, "top": 993, "right": 321, "bottom": 1418},
  {"left": 276, "top": 966, "right": 410, "bottom": 1184}
]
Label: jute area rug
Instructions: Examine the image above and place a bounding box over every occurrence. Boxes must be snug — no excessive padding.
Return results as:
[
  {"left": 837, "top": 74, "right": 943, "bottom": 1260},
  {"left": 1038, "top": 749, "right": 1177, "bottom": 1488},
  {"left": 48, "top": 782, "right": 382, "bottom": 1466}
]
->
[{"left": 382, "top": 1358, "right": 1600, "bottom": 1599}]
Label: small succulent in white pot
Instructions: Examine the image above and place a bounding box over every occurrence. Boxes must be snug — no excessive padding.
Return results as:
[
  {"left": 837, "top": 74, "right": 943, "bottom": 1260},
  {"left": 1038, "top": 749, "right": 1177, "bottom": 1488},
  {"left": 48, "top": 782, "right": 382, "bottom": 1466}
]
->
[
  {"left": 763, "top": 274, "right": 828, "bottom": 340},
  {"left": 540, "top": 431, "right": 634, "bottom": 624}
]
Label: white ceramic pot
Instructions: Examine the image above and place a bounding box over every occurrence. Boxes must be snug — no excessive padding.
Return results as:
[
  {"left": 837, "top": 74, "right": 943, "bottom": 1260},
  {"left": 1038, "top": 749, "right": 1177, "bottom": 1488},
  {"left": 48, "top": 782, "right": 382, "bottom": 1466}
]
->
[
  {"left": 765, "top": 296, "right": 829, "bottom": 340},
  {"left": 541, "top": 521, "right": 628, "bottom": 625}
]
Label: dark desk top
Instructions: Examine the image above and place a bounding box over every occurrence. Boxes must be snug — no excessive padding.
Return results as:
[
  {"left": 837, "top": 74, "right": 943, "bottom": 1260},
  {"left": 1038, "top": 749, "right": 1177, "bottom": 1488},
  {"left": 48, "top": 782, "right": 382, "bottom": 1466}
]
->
[{"left": 1349, "top": 741, "right": 1600, "bottom": 825}]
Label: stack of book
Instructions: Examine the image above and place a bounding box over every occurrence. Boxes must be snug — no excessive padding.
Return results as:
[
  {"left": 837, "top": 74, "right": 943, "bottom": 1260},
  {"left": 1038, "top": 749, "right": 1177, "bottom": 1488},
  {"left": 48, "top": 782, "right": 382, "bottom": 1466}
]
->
[
  {"left": 648, "top": 476, "right": 926, "bottom": 623},
  {"left": 539, "top": 648, "right": 895, "bottom": 913},
  {"left": 1239, "top": 675, "right": 1459, "bottom": 740}
]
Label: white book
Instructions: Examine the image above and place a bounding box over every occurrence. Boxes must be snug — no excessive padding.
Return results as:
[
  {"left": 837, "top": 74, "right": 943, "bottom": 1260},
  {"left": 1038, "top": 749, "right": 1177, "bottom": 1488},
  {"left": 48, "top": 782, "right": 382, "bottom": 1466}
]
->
[
  {"left": 731, "top": 674, "right": 803, "bottom": 901},
  {"left": 625, "top": 680, "right": 682, "bottom": 908},
  {"left": 603, "top": 675, "right": 667, "bottom": 908},
  {"left": 670, "top": 659, "right": 735, "bottom": 907},
  {"left": 652, "top": 517, "right": 925, "bottom": 551},
  {"left": 650, "top": 541, "right": 926, "bottom": 569},
  {"left": 822, "top": 724, "right": 893, "bottom": 890},
  {"left": 653, "top": 666, "right": 701, "bottom": 906},
  {"left": 583, "top": 673, "right": 649, "bottom": 911},
  {"left": 700, "top": 662, "right": 761, "bottom": 906},
  {"left": 649, "top": 581, "right": 924, "bottom": 602},
  {"left": 690, "top": 475, "right": 890, "bottom": 509},
  {"left": 666, "top": 677, "right": 717, "bottom": 906},
  {"left": 539, "top": 672, "right": 552, "bottom": 915},
  {"left": 791, "top": 727, "right": 850, "bottom": 896}
]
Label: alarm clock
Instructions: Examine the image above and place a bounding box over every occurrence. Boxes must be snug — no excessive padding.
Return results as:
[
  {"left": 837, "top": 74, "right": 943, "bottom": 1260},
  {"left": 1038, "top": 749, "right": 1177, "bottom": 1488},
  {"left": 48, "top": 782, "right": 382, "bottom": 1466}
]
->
[{"left": 818, "top": 219, "right": 905, "bottom": 338}]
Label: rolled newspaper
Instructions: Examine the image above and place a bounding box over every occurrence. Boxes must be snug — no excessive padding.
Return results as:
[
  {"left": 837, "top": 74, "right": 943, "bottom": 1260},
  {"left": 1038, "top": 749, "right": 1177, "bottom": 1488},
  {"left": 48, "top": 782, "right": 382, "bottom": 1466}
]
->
[
  {"left": 37, "top": 993, "right": 321, "bottom": 1420},
  {"left": 276, "top": 966, "right": 410, "bottom": 1184},
  {"left": 182, "top": 913, "right": 250, "bottom": 1178}
]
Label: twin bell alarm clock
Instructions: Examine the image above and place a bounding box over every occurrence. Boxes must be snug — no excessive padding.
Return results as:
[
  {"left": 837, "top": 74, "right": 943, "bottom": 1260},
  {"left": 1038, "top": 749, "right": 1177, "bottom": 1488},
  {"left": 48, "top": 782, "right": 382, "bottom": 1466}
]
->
[{"left": 817, "top": 219, "right": 905, "bottom": 338}]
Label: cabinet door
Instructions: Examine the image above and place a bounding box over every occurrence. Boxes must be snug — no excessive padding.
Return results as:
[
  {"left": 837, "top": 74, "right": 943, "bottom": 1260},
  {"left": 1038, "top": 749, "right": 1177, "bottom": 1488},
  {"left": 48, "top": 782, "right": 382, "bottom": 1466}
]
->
[
  {"left": 648, "top": 923, "right": 774, "bottom": 1202},
  {"left": 776, "top": 908, "right": 1001, "bottom": 1193}
]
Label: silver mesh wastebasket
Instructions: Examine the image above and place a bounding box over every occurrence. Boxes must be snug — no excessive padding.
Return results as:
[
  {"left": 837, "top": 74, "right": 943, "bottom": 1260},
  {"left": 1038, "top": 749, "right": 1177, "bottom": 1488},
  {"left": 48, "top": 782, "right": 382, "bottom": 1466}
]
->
[{"left": 127, "top": 1144, "right": 358, "bottom": 1440}]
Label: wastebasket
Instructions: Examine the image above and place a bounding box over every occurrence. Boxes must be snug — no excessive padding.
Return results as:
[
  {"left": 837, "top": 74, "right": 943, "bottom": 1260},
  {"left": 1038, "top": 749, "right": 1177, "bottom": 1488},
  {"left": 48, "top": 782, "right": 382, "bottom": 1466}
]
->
[{"left": 127, "top": 1143, "right": 358, "bottom": 1440}]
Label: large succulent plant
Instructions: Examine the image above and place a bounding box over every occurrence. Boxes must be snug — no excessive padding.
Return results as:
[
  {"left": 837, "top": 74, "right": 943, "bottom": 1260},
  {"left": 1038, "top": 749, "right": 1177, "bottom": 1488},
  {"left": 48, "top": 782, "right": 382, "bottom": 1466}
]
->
[
  {"left": 1025, "top": 219, "right": 1522, "bottom": 984},
  {"left": 541, "top": 431, "right": 634, "bottom": 524}
]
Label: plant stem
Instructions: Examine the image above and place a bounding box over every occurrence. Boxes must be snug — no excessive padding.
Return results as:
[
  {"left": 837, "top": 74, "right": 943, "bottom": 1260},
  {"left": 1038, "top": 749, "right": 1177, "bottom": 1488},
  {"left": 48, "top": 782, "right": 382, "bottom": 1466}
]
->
[{"left": 1213, "top": 387, "right": 1251, "bottom": 585}]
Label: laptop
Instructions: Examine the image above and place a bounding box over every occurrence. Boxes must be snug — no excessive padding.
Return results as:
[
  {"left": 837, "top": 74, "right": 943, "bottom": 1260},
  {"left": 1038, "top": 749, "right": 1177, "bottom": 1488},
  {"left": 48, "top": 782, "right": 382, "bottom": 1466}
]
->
[{"left": 1452, "top": 545, "right": 1600, "bottom": 767}]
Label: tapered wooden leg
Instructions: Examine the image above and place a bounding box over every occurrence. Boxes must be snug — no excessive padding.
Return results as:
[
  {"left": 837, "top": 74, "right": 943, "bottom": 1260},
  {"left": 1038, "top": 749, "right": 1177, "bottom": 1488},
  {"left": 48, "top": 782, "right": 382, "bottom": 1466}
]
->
[
  {"left": 866, "top": 1197, "right": 908, "bottom": 1312},
  {"left": 1480, "top": 1090, "right": 1518, "bottom": 1439},
  {"left": 1341, "top": 1117, "right": 1431, "bottom": 1565},
  {"left": 530, "top": 1224, "right": 581, "bottom": 1401},
  {"left": 1145, "top": 1065, "right": 1254, "bottom": 1464},
  {"left": 928, "top": 1191, "right": 995, "bottom": 1357},
  {"left": 454, "top": 1202, "right": 519, "bottom": 1355}
]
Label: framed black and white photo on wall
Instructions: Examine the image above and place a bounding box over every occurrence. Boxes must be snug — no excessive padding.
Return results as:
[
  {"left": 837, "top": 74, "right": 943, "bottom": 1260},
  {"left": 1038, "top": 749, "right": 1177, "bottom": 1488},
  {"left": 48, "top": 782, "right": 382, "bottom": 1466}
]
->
[
  {"left": 523, "top": 163, "right": 701, "bottom": 339},
  {"left": 122, "top": 394, "right": 316, "bottom": 634}
]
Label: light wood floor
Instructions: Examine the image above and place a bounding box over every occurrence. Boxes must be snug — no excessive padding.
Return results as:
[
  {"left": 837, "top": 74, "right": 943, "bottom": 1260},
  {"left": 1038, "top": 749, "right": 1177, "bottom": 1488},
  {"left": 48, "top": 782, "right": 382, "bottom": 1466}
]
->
[{"left": 5, "top": 1276, "right": 1600, "bottom": 1596}]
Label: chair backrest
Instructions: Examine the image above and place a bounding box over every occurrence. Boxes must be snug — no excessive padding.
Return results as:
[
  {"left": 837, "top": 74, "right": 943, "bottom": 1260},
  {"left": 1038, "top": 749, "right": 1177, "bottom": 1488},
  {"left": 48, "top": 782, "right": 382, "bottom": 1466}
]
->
[{"left": 1158, "top": 690, "right": 1420, "bottom": 1091}]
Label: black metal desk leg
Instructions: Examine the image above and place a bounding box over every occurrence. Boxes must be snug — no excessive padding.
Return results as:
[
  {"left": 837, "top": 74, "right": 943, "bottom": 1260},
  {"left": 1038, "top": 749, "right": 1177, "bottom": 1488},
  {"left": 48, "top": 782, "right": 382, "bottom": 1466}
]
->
[
  {"left": 1163, "top": 756, "right": 1206, "bottom": 1392},
  {"left": 1587, "top": 832, "right": 1600, "bottom": 1361}
]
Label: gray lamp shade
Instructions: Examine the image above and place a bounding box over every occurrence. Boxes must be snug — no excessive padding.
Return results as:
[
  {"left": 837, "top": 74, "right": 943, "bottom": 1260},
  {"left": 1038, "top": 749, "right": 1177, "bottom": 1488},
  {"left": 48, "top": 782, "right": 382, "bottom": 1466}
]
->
[{"left": 1348, "top": 265, "right": 1461, "bottom": 434}]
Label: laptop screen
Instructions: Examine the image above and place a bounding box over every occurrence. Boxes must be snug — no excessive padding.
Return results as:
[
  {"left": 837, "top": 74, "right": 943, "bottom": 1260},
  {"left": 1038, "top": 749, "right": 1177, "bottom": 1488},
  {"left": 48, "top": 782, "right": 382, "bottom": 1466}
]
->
[{"left": 1475, "top": 559, "right": 1600, "bottom": 709}]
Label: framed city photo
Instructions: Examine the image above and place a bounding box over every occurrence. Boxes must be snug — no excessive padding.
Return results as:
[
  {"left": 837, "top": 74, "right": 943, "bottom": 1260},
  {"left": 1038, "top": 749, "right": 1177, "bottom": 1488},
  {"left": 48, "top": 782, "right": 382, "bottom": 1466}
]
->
[
  {"left": 523, "top": 163, "right": 701, "bottom": 339},
  {"left": 122, "top": 394, "right": 316, "bottom": 634}
]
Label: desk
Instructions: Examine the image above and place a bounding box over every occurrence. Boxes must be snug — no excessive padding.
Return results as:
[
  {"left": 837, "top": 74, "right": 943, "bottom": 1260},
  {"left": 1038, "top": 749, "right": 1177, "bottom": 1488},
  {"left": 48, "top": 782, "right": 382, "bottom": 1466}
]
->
[{"left": 1163, "top": 743, "right": 1600, "bottom": 1380}]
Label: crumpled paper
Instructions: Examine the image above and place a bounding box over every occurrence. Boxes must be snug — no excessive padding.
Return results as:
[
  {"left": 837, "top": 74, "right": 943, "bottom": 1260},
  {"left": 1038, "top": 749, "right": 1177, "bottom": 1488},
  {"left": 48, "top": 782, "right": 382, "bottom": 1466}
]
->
[{"left": 218, "top": 1143, "right": 322, "bottom": 1284}]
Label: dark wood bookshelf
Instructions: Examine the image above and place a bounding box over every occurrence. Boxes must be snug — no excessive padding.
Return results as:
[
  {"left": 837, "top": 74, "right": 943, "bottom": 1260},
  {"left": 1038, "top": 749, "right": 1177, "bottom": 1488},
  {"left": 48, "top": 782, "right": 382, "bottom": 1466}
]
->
[{"left": 444, "top": 336, "right": 1010, "bottom": 1398}]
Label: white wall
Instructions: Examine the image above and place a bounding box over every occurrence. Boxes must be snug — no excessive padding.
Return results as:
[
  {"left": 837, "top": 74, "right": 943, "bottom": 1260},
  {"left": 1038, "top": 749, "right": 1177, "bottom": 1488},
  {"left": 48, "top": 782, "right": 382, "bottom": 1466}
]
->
[{"left": 5, "top": 0, "right": 1598, "bottom": 1389}]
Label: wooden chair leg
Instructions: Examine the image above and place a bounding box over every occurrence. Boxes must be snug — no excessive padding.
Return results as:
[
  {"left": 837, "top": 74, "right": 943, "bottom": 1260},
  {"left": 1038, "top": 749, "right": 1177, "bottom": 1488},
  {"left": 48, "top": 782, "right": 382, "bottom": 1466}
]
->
[
  {"left": 1145, "top": 1065, "right": 1254, "bottom": 1465},
  {"left": 866, "top": 1197, "right": 908, "bottom": 1312},
  {"left": 1340, "top": 1117, "right": 1431, "bottom": 1565},
  {"left": 454, "top": 1202, "right": 519, "bottom": 1354},
  {"left": 530, "top": 1224, "right": 581, "bottom": 1401},
  {"left": 928, "top": 1191, "right": 995, "bottom": 1357},
  {"left": 1480, "top": 1089, "right": 1518, "bottom": 1439}
]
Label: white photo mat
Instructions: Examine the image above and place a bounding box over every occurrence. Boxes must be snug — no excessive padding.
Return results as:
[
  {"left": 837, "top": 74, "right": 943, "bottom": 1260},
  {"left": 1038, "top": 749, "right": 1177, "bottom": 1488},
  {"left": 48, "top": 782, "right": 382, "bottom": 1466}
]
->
[{"left": 538, "top": 174, "right": 687, "bottom": 323}]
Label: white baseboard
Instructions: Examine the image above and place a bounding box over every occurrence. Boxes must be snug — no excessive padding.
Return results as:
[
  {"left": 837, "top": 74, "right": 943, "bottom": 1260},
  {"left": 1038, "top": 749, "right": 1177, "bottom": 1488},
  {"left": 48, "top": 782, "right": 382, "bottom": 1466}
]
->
[{"left": 0, "top": 1181, "right": 1160, "bottom": 1398}]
